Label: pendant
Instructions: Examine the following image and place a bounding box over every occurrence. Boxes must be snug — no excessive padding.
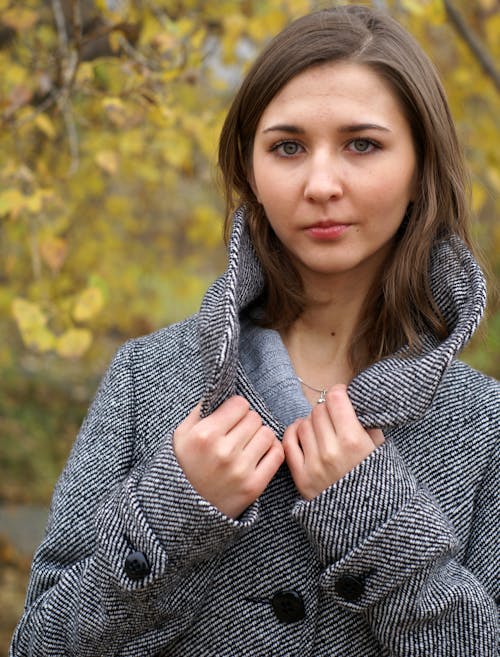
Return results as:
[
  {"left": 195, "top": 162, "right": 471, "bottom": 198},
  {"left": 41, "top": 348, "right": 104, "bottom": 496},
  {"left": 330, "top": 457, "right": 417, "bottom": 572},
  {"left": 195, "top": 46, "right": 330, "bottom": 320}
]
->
[{"left": 317, "top": 390, "right": 327, "bottom": 404}]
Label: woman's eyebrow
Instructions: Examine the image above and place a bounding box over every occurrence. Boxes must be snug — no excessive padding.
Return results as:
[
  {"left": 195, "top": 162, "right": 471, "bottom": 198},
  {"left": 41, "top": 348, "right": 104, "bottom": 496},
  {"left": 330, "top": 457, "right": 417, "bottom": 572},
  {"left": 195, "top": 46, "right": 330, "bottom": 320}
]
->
[
  {"left": 338, "top": 123, "right": 391, "bottom": 133},
  {"left": 262, "top": 122, "right": 391, "bottom": 134},
  {"left": 262, "top": 124, "right": 304, "bottom": 134}
]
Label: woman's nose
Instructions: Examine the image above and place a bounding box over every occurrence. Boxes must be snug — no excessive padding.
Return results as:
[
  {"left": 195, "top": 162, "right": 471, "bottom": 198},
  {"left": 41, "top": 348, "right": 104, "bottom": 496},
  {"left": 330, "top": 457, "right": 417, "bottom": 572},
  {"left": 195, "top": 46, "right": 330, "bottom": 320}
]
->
[{"left": 303, "top": 154, "right": 344, "bottom": 203}]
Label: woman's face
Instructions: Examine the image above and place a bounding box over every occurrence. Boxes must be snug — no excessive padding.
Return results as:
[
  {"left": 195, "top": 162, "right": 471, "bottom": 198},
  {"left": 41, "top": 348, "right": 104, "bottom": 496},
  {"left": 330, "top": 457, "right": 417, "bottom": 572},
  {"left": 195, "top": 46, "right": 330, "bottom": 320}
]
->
[{"left": 250, "top": 62, "right": 417, "bottom": 288}]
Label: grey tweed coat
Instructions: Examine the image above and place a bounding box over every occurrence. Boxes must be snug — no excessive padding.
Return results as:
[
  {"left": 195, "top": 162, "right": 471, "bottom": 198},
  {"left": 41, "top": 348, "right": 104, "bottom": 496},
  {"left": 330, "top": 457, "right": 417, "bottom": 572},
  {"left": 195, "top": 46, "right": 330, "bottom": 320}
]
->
[{"left": 11, "top": 208, "right": 499, "bottom": 656}]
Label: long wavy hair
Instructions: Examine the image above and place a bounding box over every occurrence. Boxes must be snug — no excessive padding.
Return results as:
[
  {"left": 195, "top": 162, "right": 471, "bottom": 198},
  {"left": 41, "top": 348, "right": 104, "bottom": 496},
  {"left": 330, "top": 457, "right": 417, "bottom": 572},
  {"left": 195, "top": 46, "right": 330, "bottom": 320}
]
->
[{"left": 218, "top": 5, "right": 472, "bottom": 372}]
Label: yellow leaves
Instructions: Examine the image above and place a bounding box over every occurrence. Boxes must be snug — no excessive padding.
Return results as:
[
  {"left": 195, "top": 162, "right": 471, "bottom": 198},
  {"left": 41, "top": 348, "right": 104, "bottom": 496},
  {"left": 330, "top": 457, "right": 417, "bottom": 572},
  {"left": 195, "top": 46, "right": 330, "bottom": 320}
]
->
[
  {"left": 399, "top": 0, "right": 446, "bottom": 25},
  {"left": 471, "top": 182, "right": 487, "bottom": 214},
  {"left": 189, "top": 28, "right": 206, "bottom": 52},
  {"left": 39, "top": 236, "right": 68, "bottom": 273},
  {"left": 102, "top": 96, "right": 127, "bottom": 127},
  {"left": 76, "top": 62, "right": 94, "bottom": 86},
  {"left": 0, "top": 190, "right": 27, "bottom": 219},
  {"left": 12, "top": 299, "right": 47, "bottom": 333},
  {"left": 4, "top": 62, "right": 28, "bottom": 88},
  {"left": 146, "top": 104, "right": 175, "bottom": 129},
  {"left": 182, "top": 113, "right": 219, "bottom": 161},
  {"left": 95, "top": 150, "right": 120, "bottom": 175},
  {"left": 11, "top": 288, "right": 100, "bottom": 359},
  {"left": 478, "top": 0, "right": 498, "bottom": 11},
  {"left": 101, "top": 95, "right": 144, "bottom": 129},
  {"left": 104, "top": 194, "right": 130, "bottom": 217},
  {"left": 283, "top": 0, "right": 314, "bottom": 18},
  {"left": 94, "top": 0, "right": 111, "bottom": 12},
  {"left": 222, "top": 13, "right": 247, "bottom": 41},
  {"left": 451, "top": 65, "right": 474, "bottom": 87},
  {"left": 73, "top": 287, "right": 105, "bottom": 322},
  {"left": 175, "top": 17, "right": 199, "bottom": 39},
  {"left": 1, "top": 7, "right": 38, "bottom": 31},
  {"left": 34, "top": 114, "right": 56, "bottom": 139},
  {"left": 11, "top": 298, "right": 55, "bottom": 353},
  {"left": 487, "top": 167, "right": 500, "bottom": 193},
  {"left": 0, "top": 188, "right": 52, "bottom": 219},
  {"left": 3, "top": 83, "right": 32, "bottom": 119},
  {"left": 139, "top": 12, "right": 166, "bottom": 48},
  {"left": 219, "top": 13, "right": 247, "bottom": 64},
  {"left": 108, "top": 30, "right": 123, "bottom": 54},
  {"left": 401, "top": 0, "right": 427, "bottom": 16},
  {"left": 494, "top": 222, "right": 500, "bottom": 255},
  {"left": 118, "top": 129, "right": 144, "bottom": 156},
  {"left": 246, "top": 9, "right": 289, "bottom": 42},
  {"left": 485, "top": 13, "right": 500, "bottom": 47},
  {"left": 151, "top": 32, "right": 177, "bottom": 54},
  {"left": 25, "top": 191, "right": 45, "bottom": 214},
  {"left": 11, "top": 264, "right": 105, "bottom": 358},
  {"left": 161, "top": 129, "right": 193, "bottom": 171},
  {"left": 55, "top": 329, "right": 92, "bottom": 359},
  {"left": 187, "top": 204, "right": 223, "bottom": 248}
]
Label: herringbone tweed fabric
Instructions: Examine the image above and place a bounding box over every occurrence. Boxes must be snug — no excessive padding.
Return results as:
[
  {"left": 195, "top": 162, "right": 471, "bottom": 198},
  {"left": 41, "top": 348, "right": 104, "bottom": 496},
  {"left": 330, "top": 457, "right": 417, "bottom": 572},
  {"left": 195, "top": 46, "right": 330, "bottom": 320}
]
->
[{"left": 11, "top": 209, "right": 499, "bottom": 656}]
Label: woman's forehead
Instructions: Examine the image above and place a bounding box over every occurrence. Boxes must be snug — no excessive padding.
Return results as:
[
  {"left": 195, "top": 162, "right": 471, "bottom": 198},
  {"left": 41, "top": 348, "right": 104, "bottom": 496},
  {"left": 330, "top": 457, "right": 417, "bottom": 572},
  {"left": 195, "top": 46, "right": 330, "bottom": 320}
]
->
[{"left": 256, "top": 62, "right": 409, "bottom": 132}]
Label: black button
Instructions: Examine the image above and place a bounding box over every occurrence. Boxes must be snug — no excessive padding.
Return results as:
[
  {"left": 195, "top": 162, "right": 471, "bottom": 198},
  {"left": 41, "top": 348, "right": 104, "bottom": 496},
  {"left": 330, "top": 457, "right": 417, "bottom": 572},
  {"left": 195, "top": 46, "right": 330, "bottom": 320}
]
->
[
  {"left": 124, "top": 551, "right": 151, "bottom": 580},
  {"left": 335, "top": 574, "right": 365, "bottom": 601},
  {"left": 271, "top": 590, "right": 305, "bottom": 623}
]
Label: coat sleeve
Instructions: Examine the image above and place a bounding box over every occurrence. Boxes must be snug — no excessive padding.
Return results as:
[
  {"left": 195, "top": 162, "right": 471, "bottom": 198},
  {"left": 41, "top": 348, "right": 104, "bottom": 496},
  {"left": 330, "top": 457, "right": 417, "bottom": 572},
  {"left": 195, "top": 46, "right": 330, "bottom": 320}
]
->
[
  {"left": 10, "top": 341, "right": 259, "bottom": 657},
  {"left": 291, "top": 439, "right": 499, "bottom": 656}
]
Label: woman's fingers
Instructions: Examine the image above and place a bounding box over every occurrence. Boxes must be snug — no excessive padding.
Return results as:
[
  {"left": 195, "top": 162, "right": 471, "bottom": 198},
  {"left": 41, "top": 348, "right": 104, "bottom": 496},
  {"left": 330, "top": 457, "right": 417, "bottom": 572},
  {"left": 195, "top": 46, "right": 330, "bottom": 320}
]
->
[
  {"left": 173, "top": 395, "right": 283, "bottom": 519},
  {"left": 174, "top": 401, "right": 202, "bottom": 435},
  {"left": 253, "top": 432, "right": 285, "bottom": 482},
  {"left": 283, "top": 385, "right": 385, "bottom": 500},
  {"left": 324, "top": 384, "right": 362, "bottom": 437},
  {"left": 367, "top": 428, "right": 385, "bottom": 447},
  {"left": 309, "top": 399, "right": 337, "bottom": 458},
  {"left": 282, "top": 420, "right": 305, "bottom": 469},
  {"left": 174, "top": 391, "right": 384, "bottom": 513},
  {"left": 228, "top": 409, "right": 264, "bottom": 450},
  {"left": 198, "top": 395, "right": 251, "bottom": 437},
  {"left": 175, "top": 396, "right": 249, "bottom": 447}
]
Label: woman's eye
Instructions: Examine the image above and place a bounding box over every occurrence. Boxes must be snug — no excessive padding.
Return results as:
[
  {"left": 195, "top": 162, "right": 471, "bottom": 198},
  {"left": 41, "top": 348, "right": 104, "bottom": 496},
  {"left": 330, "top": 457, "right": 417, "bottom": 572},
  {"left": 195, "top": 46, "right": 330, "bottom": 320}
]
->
[
  {"left": 348, "top": 138, "right": 378, "bottom": 154},
  {"left": 273, "top": 141, "right": 302, "bottom": 157}
]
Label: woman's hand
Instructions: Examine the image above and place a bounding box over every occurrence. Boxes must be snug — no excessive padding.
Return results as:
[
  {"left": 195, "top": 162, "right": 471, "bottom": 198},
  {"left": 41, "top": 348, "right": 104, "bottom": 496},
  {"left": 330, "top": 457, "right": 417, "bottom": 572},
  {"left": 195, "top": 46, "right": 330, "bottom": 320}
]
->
[
  {"left": 173, "top": 396, "right": 284, "bottom": 519},
  {"left": 282, "top": 384, "right": 384, "bottom": 500}
]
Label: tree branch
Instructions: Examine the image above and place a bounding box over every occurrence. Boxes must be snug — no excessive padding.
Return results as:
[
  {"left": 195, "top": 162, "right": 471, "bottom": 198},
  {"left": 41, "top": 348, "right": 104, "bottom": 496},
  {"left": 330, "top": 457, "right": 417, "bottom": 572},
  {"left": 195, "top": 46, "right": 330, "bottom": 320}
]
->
[
  {"left": 444, "top": 0, "right": 500, "bottom": 93},
  {"left": 71, "top": 0, "right": 83, "bottom": 53},
  {"left": 51, "top": 0, "right": 68, "bottom": 54},
  {"left": 51, "top": 0, "right": 81, "bottom": 173},
  {"left": 59, "top": 97, "right": 79, "bottom": 174}
]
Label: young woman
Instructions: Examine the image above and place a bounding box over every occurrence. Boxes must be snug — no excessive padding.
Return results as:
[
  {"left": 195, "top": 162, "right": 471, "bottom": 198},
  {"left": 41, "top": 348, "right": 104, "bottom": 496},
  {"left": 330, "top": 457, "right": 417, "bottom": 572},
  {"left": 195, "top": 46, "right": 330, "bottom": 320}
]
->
[{"left": 11, "top": 5, "right": 498, "bottom": 656}]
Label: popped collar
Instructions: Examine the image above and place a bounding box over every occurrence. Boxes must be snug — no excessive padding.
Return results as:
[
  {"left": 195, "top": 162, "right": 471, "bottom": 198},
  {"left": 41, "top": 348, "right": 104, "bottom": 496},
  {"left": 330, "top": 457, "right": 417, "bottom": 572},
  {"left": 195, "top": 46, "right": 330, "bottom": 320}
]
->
[{"left": 199, "top": 207, "right": 487, "bottom": 428}]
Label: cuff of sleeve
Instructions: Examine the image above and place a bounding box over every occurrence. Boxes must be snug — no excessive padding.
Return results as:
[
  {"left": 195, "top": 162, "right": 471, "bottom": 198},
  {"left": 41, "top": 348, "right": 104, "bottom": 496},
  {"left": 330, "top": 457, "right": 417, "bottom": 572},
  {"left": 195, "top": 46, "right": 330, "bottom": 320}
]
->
[
  {"left": 135, "top": 432, "right": 258, "bottom": 565},
  {"left": 95, "top": 433, "right": 258, "bottom": 591},
  {"left": 291, "top": 440, "right": 457, "bottom": 610},
  {"left": 321, "top": 488, "right": 457, "bottom": 610},
  {"left": 291, "top": 440, "right": 418, "bottom": 564}
]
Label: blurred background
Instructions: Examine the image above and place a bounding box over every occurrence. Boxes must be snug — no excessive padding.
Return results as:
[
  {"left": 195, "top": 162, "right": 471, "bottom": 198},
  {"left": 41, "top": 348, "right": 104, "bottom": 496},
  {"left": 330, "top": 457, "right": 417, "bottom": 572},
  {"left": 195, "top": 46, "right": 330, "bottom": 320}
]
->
[{"left": 0, "top": 0, "right": 498, "bottom": 650}]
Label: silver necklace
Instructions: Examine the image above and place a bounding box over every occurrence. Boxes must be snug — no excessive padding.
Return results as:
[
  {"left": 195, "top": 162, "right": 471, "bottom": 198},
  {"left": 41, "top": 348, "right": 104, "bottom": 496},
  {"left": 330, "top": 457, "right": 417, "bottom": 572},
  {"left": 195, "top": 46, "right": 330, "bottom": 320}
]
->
[{"left": 297, "top": 377, "right": 327, "bottom": 404}]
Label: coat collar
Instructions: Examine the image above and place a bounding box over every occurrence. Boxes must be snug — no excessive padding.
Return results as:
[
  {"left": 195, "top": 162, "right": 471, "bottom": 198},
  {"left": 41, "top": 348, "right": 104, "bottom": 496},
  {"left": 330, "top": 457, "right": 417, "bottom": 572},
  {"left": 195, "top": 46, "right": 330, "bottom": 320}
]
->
[{"left": 198, "top": 207, "right": 486, "bottom": 429}]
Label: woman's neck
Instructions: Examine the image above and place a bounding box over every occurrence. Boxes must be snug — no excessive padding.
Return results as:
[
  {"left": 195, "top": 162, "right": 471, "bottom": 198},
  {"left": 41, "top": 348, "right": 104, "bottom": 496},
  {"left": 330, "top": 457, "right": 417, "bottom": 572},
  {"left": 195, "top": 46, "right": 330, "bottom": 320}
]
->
[{"left": 280, "top": 272, "right": 372, "bottom": 400}]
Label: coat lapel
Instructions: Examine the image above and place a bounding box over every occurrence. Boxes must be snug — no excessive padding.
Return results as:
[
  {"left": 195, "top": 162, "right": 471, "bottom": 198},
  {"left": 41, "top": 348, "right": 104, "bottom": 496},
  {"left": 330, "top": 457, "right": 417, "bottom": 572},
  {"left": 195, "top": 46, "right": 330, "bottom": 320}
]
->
[{"left": 198, "top": 209, "right": 486, "bottom": 429}]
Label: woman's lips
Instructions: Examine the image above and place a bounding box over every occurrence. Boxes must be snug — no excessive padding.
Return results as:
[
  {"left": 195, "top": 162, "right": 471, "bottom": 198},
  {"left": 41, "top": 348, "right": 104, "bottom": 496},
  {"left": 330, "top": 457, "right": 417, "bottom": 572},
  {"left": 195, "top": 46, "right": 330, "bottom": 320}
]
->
[{"left": 305, "top": 221, "right": 351, "bottom": 240}]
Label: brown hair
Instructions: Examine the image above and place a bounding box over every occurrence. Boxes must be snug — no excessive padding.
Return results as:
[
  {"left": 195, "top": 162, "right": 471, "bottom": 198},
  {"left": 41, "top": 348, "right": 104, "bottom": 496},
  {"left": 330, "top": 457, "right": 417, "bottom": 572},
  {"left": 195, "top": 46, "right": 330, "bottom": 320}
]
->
[{"left": 218, "top": 5, "right": 471, "bottom": 371}]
